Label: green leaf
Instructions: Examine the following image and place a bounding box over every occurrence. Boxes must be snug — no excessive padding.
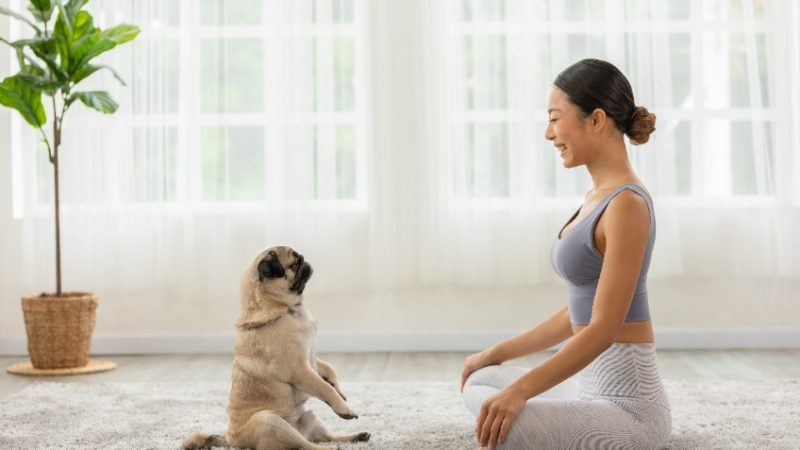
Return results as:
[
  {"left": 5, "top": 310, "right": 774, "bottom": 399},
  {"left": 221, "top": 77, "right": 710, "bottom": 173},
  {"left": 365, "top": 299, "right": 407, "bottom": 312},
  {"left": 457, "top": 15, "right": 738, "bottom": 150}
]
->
[
  {"left": 14, "top": 47, "right": 27, "bottom": 70},
  {"left": 64, "top": 0, "right": 88, "bottom": 21},
  {"left": 0, "top": 5, "right": 41, "bottom": 33},
  {"left": 7, "top": 37, "right": 53, "bottom": 49},
  {"left": 54, "top": 8, "right": 71, "bottom": 70},
  {"left": 69, "top": 24, "right": 139, "bottom": 75},
  {"left": 69, "top": 32, "right": 114, "bottom": 74},
  {"left": 28, "top": 2, "right": 55, "bottom": 23},
  {"left": 100, "top": 24, "right": 140, "bottom": 45},
  {"left": 68, "top": 91, "right": 118, "bottom": 113},
  {"left": 31, "top": 36, "right": 58, "bottom": 59},
  {"left": 17, "top": 73, "right": 64, "bottom": 96},
  {"left": 21, "top": 61, "right": 47, "bottom": 78},
  {"left": 0, "top": 75, "right": 47, "bottom": 127},
  {"left": 72, "top": 63, "right": 127, "bottom": 86},
  {"left": 0, "top": 38, "right": 48, "bottom": 77},
  {"left": 73, "top": 10, "right": 95, "bottom": 40},
  {"left": 30, "top": 45, "right": 69, "bottom": 82},
  {"left": 29, "top": 0, "right": 53, "bottom": 10}
]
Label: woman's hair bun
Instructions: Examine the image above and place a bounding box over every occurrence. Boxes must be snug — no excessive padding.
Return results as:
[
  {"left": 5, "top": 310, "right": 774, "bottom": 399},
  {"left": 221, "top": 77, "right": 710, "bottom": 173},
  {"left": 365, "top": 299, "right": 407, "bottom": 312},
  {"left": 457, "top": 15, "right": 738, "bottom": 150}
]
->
[{"left": 626, "top": 106, "right": 656, "bottom": 145}]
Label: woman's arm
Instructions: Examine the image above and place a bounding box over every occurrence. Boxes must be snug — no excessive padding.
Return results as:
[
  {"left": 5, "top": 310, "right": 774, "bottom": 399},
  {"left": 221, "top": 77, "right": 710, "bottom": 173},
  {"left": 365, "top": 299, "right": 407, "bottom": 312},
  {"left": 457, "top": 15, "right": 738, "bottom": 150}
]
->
[
  {"left": 460, "top": 305, "right": 573, "bottom": 392},
  {"left": 486, "top": 305, "right": 573, "bottom": 364},
  {"left": 476, "top": 190, "right": 651, "bottom": 447}
]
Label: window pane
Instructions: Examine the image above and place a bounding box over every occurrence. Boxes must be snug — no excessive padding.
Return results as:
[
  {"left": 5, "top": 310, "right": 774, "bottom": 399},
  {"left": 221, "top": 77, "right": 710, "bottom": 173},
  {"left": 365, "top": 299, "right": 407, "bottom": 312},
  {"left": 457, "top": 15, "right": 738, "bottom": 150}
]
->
[
  {"left": 703, "top": 0, "right": 768, "bottom": 21},
  {"left": 731, "top": 121, "right": 774, "bottom": 195},
  {"left": 566, "top": 34, "right": 606, "bottom": 63},
  {"left": 200, "top": 0, "right": 262, "bottom": 26},
  {"left": 637, "top": 119, "right": 692, "bottom": 196},
  {"left": 669, "top": 34, "right": 692, "bottom": 107},
  {"left": 284, "top": 0, "right": 354, "bottom": 24},
  {"left": 756, "top": 33, "right": 771, "bottom": 108},
  {"left": 116, "top": 0, "right": 181, "bottom": 28},
  {"left": 284, "top": 37, "right": 355, "bottom": 112},
  {"left": 131, "top": 39, "right": 180, "bottom": 114},
  {"left": 529, "top": 35, "right": 553, "bottom": 109},
  {"left": 202, "top": 127, "right": 265, "bottom": 201},
  {"left": 454, "top": 123, "right": 510, "bottom": 198},
  {"left": 703, "top": 32, "right": 770, "bottom": 108},
  {"left": 335, "top": 125, "right": 356, "bottom": 198},
  {"left": 284, "top": 124, "right": 356, "bottom": 200},
  {"left": 534, "top": 122, "right": 556, "bottom": 197},
  {"left": 666, "top": 0, "right": 691, "bottom": 20},
  {"left": 623, "top": 0, "right": 690, "bottom": 21},
  {"left": 562, "top": 0, "right": 605, "bottom": 21},
  {"left": 36, "top": 142, "right": 51, "bottom": 205},
  {"left": 462, "top": 35, "right": 508, "bottom": 110},
  {"left": 48, "top": 130, "right": 111, "bottom": 204},
  {"left": 674, "top": 121, "right": 692, "bottom": 195},
  {"left": 123, "top": 127, "right": 178, "bottom": 202},
  {"left": 333, "top": 37, "right": 355, "bottom": 111},
  {"left": 460, "top": 0, "right": 515, "bottom": 22},
  {"left": 201, "top": 39, "right": 263, "bottom": 113}
]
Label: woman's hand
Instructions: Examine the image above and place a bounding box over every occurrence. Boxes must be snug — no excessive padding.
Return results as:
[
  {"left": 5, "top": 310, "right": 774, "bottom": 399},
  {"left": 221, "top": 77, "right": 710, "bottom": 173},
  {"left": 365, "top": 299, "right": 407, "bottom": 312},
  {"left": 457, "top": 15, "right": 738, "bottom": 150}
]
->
[
  {"left": 460, "top": 349, "right": 498, "bottom": 392},
  {"left": 476, "top": 385, "right": 527, "bottom": 450}
]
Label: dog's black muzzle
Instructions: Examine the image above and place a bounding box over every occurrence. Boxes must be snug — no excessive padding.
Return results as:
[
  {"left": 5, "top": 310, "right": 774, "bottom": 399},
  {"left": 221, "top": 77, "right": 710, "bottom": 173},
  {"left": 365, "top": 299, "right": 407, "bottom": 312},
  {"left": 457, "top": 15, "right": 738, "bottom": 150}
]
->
[{"left": 289, "top": 263, "right": 313, "bottom": 295}]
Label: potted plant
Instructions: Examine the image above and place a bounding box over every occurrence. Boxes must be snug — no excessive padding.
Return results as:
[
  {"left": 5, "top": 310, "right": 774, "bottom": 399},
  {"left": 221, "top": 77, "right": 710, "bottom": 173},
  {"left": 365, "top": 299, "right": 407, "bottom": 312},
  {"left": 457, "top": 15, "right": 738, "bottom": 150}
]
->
[{"left": 0, "top": 0, "right": 138, "bottom": 372}]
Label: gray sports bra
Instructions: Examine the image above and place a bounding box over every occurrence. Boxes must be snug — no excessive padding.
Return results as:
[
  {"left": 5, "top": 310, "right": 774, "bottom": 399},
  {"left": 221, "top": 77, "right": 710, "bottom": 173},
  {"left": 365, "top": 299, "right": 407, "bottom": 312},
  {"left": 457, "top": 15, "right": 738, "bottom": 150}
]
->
[{"left": 550, "top": 183, "right": 655, "bottom": 325}]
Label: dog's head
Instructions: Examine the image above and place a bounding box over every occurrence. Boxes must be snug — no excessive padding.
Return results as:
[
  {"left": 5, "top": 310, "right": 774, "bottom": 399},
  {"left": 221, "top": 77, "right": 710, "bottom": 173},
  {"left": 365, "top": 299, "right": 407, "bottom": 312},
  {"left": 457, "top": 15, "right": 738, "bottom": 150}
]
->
[
  {"left": 237, "top": 246, "right": 313, "bottom": 330},
  {"left": 253, "top": 246, "right": 313, "bottom": 296}
]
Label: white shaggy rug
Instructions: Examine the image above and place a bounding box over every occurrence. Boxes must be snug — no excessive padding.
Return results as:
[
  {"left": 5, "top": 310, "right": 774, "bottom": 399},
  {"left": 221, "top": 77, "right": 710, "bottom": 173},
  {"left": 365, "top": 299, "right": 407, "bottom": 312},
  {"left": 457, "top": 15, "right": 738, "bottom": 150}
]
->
[{"left": 1, "top": 379, "right": 799, "bottom": 449}]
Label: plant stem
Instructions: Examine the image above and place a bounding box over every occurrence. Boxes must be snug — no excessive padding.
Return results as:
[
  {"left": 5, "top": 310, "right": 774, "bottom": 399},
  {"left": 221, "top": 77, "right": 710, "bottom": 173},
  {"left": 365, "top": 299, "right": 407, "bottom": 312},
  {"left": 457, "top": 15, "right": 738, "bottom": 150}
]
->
[
  {"left": 43, "top": 17, "right": 63, "bottom": 297},
  {"left": 52, "top": 94, "right": 61, "bottom": 297},
  {"left": 38, "top": 127, "right": 53, "bottom": 162}
]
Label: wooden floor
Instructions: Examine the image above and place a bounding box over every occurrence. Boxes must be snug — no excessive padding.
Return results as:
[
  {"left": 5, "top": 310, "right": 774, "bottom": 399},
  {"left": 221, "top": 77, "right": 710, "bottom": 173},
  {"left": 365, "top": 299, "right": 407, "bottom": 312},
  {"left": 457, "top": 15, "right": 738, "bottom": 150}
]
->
[{"left": 2, "top": 350, "right": 800, "bottom": 400}]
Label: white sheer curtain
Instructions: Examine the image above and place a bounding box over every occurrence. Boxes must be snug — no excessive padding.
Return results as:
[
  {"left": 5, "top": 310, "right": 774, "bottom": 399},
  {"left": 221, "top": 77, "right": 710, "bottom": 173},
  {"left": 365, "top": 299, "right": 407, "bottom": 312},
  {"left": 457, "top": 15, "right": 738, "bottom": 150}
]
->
[
  {"left": 12, "top": 0, "right": 372, "bottom": 321},
  {"left": 9, "top": 0, "right": 800, "bottom": 322},
  {"left": 424, "top": 0, "right": 800, "bottom": 287}
]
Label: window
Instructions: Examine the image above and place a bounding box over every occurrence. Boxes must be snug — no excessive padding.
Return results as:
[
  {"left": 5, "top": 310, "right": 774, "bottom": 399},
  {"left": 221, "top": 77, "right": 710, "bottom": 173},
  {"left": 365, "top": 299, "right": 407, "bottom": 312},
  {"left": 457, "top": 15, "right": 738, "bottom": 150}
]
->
[
  {"left": 447, "top": 0, "right": 777, "bottom": 200},
  {"left": 23, "top": 0, "right": 365, "bottom": 210}
]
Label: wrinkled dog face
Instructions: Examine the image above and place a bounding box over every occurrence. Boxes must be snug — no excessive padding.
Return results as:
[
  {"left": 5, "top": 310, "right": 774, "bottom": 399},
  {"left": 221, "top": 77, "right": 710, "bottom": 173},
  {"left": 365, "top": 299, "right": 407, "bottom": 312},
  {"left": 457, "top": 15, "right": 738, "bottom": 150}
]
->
[{"left": 253, "top": 246, "right": 313, "bottom": 296}]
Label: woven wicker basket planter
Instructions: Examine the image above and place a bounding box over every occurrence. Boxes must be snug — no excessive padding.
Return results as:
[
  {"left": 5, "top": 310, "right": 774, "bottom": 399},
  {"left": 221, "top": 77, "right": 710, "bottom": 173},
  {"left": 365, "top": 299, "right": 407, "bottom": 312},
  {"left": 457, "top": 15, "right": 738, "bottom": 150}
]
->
[{"left": 21, "top": 292, "right": 98, "bottom": 370}]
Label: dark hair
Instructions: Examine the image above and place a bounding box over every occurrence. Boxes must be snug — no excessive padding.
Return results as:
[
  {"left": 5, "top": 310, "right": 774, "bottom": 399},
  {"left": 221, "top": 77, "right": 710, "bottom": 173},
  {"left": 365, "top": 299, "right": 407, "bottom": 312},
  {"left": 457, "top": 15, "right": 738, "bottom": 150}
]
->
[{"left": 554, "top": 58, "right": 656, "bottom": 145}]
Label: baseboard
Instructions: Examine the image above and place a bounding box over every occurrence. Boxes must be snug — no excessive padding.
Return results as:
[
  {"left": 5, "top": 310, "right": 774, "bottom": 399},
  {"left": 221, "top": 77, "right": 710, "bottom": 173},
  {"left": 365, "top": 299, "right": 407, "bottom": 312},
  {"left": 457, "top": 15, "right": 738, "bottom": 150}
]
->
[{"left": 1, "top": 328, "right": 799, "bottom": 356}]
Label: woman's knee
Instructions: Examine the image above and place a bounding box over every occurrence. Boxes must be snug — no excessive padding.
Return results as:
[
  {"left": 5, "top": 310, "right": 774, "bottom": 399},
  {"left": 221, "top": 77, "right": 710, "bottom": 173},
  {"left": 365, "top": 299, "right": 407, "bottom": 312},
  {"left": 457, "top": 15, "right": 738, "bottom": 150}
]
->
[
  {"left": 465, "top": 364, "right": 527, "bottom": 390},
  {"left": 464, "top": 366, "right": 495, "bottom": 389}
]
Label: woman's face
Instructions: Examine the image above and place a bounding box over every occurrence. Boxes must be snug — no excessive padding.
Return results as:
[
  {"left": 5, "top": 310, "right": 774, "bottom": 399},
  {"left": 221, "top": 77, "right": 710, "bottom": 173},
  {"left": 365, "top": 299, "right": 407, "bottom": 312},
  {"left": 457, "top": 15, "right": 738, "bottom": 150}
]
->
[{"left": 544, "top": 87, "right": 593, "bottom": 168}]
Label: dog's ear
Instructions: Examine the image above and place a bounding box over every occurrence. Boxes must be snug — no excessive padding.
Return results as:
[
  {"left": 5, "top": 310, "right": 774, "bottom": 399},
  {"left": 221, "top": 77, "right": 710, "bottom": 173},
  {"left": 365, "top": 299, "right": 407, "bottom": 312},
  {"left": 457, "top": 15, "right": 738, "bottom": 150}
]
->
[
  {"left": 258, "top": 252, "right": 285, "bottom": 280},
  {"left": 236, "top": 301, "right": 288, "bottom": 330}
]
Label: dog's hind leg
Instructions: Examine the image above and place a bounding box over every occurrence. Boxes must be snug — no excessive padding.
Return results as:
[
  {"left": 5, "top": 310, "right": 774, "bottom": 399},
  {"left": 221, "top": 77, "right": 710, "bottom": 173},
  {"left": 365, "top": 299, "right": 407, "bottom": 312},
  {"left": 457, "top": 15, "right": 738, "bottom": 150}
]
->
[
  {"left": 182, "top": 432, "right": 228, "bottom": 449},
  {"left": 234, "top": 410, "right": 337, "bottom": 450},
  {"left": 298, "top": 409, "right": 371, "bottom": 444}
]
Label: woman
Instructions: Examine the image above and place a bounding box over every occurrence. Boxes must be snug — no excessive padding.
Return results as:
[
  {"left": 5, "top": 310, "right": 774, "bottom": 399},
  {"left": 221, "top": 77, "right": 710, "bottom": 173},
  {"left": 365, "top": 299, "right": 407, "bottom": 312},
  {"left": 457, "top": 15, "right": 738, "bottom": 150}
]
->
[{"left": 460, "top": 58, "right": 671, "bottom": 450}]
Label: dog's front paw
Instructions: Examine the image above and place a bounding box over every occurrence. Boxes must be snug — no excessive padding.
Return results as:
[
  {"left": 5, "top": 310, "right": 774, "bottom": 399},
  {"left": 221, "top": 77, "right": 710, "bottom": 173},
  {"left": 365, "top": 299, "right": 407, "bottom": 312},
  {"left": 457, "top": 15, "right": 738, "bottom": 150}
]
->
[
  {"left": 353, "top": 432, "right": 370, "bottom": 442},
  {"left": 337, "top": 411, "right": 359, "bottom": 420}
]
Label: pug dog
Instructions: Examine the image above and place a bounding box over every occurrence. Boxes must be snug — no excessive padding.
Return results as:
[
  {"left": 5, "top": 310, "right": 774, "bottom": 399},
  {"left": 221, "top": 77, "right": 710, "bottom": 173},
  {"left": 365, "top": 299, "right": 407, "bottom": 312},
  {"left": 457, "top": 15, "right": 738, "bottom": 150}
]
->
[{"left": 183, "top": 246, "right": 370, "bottom": 450}]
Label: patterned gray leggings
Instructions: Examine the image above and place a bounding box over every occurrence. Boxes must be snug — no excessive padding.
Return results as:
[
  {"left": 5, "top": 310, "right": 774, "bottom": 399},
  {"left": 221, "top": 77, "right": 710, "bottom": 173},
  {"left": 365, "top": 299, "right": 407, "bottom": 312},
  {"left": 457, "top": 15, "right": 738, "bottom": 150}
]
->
[{"left": 463, "top": 343, "right": 671, "bottom": 449}]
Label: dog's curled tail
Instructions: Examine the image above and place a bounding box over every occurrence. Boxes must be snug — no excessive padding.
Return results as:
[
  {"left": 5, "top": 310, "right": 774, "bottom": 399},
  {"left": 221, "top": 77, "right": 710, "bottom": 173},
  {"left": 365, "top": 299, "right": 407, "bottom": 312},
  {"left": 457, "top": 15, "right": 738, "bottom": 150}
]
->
[{"left": 182, "top": 432, "right": 229, "bottom": 449}]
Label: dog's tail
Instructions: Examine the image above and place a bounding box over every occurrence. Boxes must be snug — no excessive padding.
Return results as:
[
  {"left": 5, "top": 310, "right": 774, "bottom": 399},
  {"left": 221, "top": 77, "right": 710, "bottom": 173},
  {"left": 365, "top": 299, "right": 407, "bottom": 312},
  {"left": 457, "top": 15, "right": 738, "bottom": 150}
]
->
[{"left": 182, "top": 432, "right": 229, "bottom": 449}]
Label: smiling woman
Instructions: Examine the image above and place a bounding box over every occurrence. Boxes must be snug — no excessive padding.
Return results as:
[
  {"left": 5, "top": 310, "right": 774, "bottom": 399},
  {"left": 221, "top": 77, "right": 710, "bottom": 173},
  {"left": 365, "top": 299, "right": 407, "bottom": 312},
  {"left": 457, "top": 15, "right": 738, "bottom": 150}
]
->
[
  {"left": 547, "top": 58, "right": 657, "bottom": 169},
  {"left": 461, "top": 59, "right": 670, "bottom": 450}
]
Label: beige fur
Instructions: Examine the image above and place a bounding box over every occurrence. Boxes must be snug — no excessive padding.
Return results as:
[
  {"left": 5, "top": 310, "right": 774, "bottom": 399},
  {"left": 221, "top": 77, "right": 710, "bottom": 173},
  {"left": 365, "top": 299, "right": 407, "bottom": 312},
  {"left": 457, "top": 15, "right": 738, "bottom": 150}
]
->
[{"left": 183, "top": 246, "right": 369, "bottom": 450}]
